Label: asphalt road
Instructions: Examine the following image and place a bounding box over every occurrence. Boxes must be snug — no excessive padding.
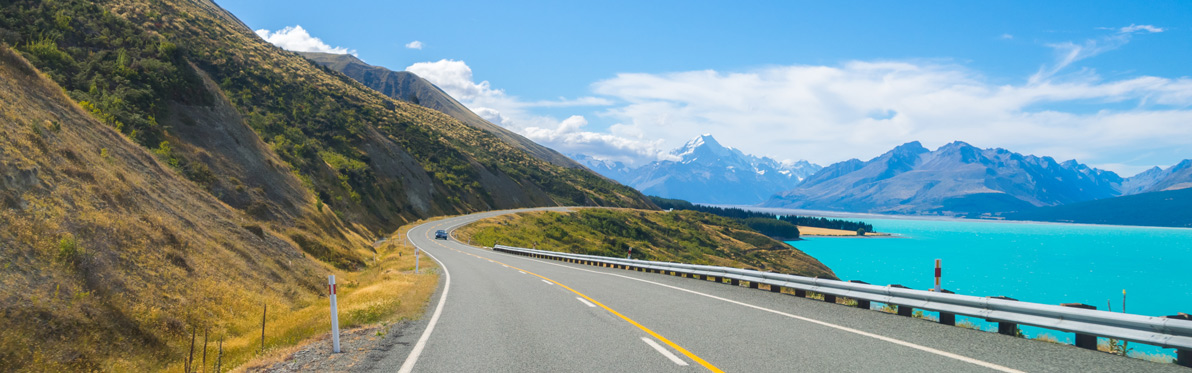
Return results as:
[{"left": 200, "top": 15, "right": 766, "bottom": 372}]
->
[{"left": 371, "top": 207, "right": 1182, "bottom": 372}]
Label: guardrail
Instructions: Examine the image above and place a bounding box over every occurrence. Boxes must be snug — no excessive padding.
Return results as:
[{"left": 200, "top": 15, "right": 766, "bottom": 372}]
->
[{"left": 493, "top": 244, "right": 1192, "bottom": 367}]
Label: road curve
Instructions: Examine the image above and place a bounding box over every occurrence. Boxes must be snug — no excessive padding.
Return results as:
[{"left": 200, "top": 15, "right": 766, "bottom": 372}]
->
[{"left": 371, "top": 207, "right": 1181, "bottom": 372}]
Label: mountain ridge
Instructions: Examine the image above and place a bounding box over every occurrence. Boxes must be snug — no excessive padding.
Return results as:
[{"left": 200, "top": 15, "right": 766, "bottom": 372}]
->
[
  {"left": 297, "top": 51, "right": 584, "bottom": 169},
  {"left": 765, "top": 141, "right": 1130, "bottom": 215},
  {"left": 572, "top": 134, "right": 821, "bottom": 205}
]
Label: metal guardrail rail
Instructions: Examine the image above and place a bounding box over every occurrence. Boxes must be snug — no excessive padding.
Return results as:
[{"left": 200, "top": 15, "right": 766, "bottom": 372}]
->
[{"left": 493, "top": 244, "right": 1192, "bottom": 366}]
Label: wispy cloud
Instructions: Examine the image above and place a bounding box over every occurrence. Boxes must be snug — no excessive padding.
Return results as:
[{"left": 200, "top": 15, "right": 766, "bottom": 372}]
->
[
  {"left": 1000, "top": 33, "right": 1014, "bottom": 40},
  {"left": 1031, "top": 24, "right": 1163, "bottom": 84},
  {"left": 1119, "top": 24, "right": 1164, "bottom": 33},
  {"left": 405, "top": 59, "right": 656, "bottom": 163},
  {"left": 405, "top": 40, "right": 423, "bottom": 50},
  {"left": 255, "top": 25, "right": 355, "bottom": 55}
]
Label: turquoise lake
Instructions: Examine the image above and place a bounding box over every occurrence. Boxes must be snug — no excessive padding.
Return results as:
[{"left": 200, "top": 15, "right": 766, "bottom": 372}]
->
[{"left": 787, "top": 217, "right": 1192, "bottom": 355}]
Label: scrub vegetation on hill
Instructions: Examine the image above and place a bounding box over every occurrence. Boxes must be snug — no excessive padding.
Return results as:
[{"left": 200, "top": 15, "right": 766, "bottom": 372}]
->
[
  {"left": 456, "top": 209, "right": 836, "bottom": 279},
  {"left": 0, "top": 44, "right": 436, "bottom": 371},
  {"left": 0, "top": 0, "right": 651, "bottom": 234},
  {"left": 0, "top": 0, "right": 651, "bottom": 371}
]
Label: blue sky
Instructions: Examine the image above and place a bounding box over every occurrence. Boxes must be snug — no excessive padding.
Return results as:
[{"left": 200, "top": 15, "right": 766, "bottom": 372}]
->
[{"left": 224, "top": 0, "right": 1192, "bottom": 175}]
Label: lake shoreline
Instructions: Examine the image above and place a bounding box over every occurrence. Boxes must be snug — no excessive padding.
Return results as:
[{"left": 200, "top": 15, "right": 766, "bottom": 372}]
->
[{"left": 723, "top": 205, "right": 1192, "bottom": 231}]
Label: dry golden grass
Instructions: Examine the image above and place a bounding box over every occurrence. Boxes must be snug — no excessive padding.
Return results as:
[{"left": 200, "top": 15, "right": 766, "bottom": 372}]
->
[
  {"left": 0, "top": 45, "right": 437, "bottom": 372},
  {"left": 189, "top": 234, "right": 437, "bottom": 373}
]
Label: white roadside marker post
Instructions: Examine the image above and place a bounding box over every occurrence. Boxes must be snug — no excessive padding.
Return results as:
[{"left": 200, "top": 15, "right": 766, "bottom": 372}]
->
[
  {"left": 934, "top": 259, "right": 942, "bottom": 292},
  {"left": 415, "top": 246, "right": 420, "bottom": 274},
  {"left": 328, "top": 275, "right": 341, "bottom": 353}
]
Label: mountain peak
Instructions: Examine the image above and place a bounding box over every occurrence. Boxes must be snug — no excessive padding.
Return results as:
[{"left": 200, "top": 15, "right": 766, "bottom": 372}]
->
[
  {"left": 894, "top": 140, "right": 928, "bottom": 152},
  {"left": 938, "top": 140, "right": 974, "bottom": 150},
  {"left": 685, "top": 133, "right": 723, "bottom": 149},
  {"left": 671, "top": 133, "right": 732, "bottom": 160},
  {"left": 882, "top": 140, "right": 929, "bottom": 160}
]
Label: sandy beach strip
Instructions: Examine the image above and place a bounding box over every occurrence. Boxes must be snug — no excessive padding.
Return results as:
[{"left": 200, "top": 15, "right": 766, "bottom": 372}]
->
[{"left": 798, "top": 226, "right": 891, "bottom": 237}]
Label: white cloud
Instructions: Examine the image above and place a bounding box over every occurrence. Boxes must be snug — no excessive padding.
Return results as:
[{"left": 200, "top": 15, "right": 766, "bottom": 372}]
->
[
  {"left": 406, "top": 59, "right": 657, "bottom": 164},
  {"left": 1120, "top": 24, "right": 1163, "bottom": 33},
  {"left": 255, "top": 25, "right": 355, "bottom": 55},
  {"left": 1000, "top": 33, "right": 1014, "bottom": 39},
  {"left": 403, "top": 27, "right": 1189, "bottom": 174},
  {"left": 590, "top": 61, "right": 1192, "bottom": 174},
  {"left": 405, "top": 40, "right": 424, "bottom": 50},
  {"left": 1032, "top": 24, "right": 1162, "bottom": 83}
]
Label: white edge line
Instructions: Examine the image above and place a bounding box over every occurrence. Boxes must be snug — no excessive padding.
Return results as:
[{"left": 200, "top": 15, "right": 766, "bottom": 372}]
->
[
  {"left": 503, "top": 252, "right": 1025, "bottom": 373},
  {"left": 642, "top": 337, "right": 689, "bottom": 366},
  {"left": 576, "top": 297, "right": 596, "bottom": 308},
  {"left": 397, "top": 226, "right": 452, "bottom": 373}
]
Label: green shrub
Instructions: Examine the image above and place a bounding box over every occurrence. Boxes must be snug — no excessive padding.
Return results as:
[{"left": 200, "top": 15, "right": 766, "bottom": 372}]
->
[{"left": 57, "top": 234, "right": 82, "bottom": 266}]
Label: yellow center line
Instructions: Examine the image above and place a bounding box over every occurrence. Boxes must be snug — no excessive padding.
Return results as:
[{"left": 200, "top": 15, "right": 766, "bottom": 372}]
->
[{"left": 438, "top": 243, "right": 724, "bottom": 373}]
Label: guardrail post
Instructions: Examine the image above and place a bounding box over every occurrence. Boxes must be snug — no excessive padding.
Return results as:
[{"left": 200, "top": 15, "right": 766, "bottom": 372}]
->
[
  {"left": 936, "top": 289, "right": 956, "bottom": 325},
  {"left": 989, "top": 296, "right": 1019, "bottom": 336},
  {"left": 770, "top": 284, "right": 782, "bottom": 293},
  {"left": 849, "top": 281, "right": 869, "bottom": 308},
  {"left": 889, "top": 285, "right": 913, "bottom": 317},
  {"left": 749, "top": 281, "right": 759, "bottom": 289},
  {"left": 794, "top": 289, "right": 807, "bottom": 298},
  {"left": 822, "top": 293, "right": 836, "bottom": 303},
  {"left": 1061, "top": 303, "right": 1098, "bottom": 350},
  {"left": 1165, "top": 313, "right": 1192, "bottom": 367},
  {"left": 730, "top": 278, "right": 740, "bottom": 286}
]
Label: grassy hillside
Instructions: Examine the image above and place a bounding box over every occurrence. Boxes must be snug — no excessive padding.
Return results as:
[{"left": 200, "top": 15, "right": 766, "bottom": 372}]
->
[
  {"left": 297, "top": 52, "right": 584, "bottom": 170},
  {"left": 0, "top": 0, "right": 651, "bottom": 371},
  {"left": 456, "top": 209, "right": 836, "bottom": 278},
  {"left": 0, "top": 0, "right": 652, "bottom": 236},
  {"left": 1004, "top": 187, "right": 1192, "bottom": 228},
  {"left": 0, "top": 43, "right": 437, "bottom": 371}
]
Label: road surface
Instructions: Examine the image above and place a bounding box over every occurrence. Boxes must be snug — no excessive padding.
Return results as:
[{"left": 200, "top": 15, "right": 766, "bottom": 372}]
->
[{"left": 371, "top": 207, "right": 1180, "bottom": 372}]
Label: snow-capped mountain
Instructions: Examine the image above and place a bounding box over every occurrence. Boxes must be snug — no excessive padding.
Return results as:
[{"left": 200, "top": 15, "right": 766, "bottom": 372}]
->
[
  {"left": 764, "top": 141, "right": 1130, "bottom": 215},
  {"left": 572, "top": 134, "right": 821, "bottom": 204}
]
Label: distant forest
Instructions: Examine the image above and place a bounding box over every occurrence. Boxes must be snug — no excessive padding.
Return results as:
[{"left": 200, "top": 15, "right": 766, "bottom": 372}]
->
[{"left": 648, "top": 196, "right": 874, "bottom": 235}]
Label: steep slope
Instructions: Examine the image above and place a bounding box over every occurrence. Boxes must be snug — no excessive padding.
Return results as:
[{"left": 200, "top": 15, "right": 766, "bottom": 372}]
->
[
  {"left": 297, "top": 51, "right": 584, "bottom": 169},
  {"left": 0, "top": 44, "right": 348, "bottom": 371},
  {"left": 0, "top": 0, "right": 653, "bottom": 370},
  {"left": 0, "top": 0, "right": 651, "bottom": 240},
  {"left": 574, "top": 134, "right": 821, "bottom": 205},
  {"left": 1005, "top": 187, "right": 1192, "bottom": 228},
  {"left": 765, "top": 141, "right": 1123, "bottom": 215}
]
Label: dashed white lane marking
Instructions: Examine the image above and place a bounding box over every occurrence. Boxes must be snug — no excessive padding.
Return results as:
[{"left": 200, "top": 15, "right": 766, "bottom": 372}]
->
[
  {"left": 500, "top": 251, "right": 1025, "bottom": 373},
  {"left": 642, "top": 337, "right": 689, "bottom": 366},
  {"left": 518, "top": 271, "right": 527, "bottom": 274},
  {"left": 542, "top": 279, "right": 553, "bottom": 285},
  {"left": 576, "top": 297, "right": 597, "bottom": 308}
]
